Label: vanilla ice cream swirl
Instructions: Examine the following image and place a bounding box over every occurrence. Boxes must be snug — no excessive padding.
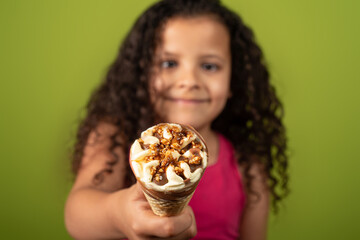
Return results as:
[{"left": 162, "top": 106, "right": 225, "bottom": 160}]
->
[{"left": 130, "top": 123, "right": 208, "bottom": 192}]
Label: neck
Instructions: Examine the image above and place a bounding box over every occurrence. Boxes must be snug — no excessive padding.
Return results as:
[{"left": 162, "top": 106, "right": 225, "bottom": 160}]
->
[{"left": 197, "top": 125, "right": 214, "bottom": 142}]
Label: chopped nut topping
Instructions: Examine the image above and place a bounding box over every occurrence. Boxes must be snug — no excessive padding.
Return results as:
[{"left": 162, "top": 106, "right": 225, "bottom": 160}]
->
[{"left": 137, "top": 124, "right": 205, "bottom": 183}]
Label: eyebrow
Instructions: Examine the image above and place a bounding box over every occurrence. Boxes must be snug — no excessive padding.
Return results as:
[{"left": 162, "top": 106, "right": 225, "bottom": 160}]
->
[
  {"left": 200, "top": 54, "right": 225, "bottom": 62},
  {"left": 160, "top": 51, "right": 179, "bottom": 57},
  {"left": 160, "top": 52, "right": 225, "bottom": 62}
]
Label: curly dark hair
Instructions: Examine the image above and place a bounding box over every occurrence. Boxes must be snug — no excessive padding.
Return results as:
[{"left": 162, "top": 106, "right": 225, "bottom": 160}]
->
[{"left": 72, "top": 0, "right": 289, "bottom": 211}]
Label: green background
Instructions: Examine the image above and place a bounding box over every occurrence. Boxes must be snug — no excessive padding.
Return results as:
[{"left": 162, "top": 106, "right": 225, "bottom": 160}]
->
[{"left": 1, "top": 0, "right": 359, "bottom": 239}]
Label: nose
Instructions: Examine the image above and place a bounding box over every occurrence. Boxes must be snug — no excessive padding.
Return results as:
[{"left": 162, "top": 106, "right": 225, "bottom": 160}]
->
[{"left": 176, "top": 65, "right": 200, "bottom": 89}]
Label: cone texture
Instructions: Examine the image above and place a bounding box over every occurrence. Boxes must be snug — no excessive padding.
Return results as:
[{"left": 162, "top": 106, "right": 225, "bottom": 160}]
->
[{"left": 143, "top": 190, "right": 194, "bottom": 217}]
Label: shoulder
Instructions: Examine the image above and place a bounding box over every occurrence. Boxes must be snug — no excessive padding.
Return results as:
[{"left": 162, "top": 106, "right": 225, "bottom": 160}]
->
[
  {"left": 237, "top": 158, "right": 269, "bottom": 194},
  {"left": 82, "top": 122, "right": 119, "bottom": 166},
  {"left": 74, "top": 121, "right": 127, "bottom": 192}
]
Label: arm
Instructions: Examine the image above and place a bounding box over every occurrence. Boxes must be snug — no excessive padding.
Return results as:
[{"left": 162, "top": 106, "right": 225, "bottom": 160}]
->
[
  {"left": 238, "top": 163, "right": 270, "bottom": 240},
  {"left": 65, "top": 122, "right": 197, "bottom": 240}
]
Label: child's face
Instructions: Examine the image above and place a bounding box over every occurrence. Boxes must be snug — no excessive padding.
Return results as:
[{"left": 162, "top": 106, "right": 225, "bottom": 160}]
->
[{"left": 152, "top": 15, "right": 231, "bottom": 131}]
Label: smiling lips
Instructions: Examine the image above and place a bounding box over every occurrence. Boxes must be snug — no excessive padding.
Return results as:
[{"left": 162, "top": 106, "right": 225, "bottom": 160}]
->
[{"left": 165, "top": 97, "right": 210, "bottom": 104}]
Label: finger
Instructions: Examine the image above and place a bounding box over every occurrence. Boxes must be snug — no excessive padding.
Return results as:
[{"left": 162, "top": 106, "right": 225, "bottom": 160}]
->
[
  {"left": 187, "top": 206, "right": 197, "bottom": 238},
  {"left": 171, "top": 206, "right": 197, "bottom": 239},
  {"left": 137, "top": 205, "right": 194, "bottom": 238},
  {"left": 143, "top": 207, "right": 197, "bottom": 240}
]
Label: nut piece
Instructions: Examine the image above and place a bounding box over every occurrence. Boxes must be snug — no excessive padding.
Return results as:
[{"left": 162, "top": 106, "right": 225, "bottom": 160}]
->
[
  {"left": 174, "top": 166, "right": 184, "bottom": 175},
  {"left": 189, "top": 156, "right": 202, "bottom": 165},
  {"left": 161, "top": 138, "right": 170, "bottom": 145}
]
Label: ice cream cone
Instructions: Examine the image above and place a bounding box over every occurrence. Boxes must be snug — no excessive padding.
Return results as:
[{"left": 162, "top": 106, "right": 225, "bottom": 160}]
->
[{"left": 130, "top": 123, "right": 208, "bottom": 217}]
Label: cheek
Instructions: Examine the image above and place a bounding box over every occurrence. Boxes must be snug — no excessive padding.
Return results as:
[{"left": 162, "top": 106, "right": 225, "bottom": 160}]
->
[
  {"left": 211, "top": 78, "right": 231, "bottom": 100},
  {"left": 209, "top": 88, "right": 229, "bottom": 116},
  {"left": 150, "top": 76, "right": 165, "bottom": 101},
  {"left": 152, "top": 75, "right": 172, "bottom": 96},
  {"left": 153, "top": 77, "right": 162, "bottom": 93},
  {"left": 209, "top": 79, "right": 231, "bottom": 113},
  {"left": 150, "top": 77, "right": 168, "bottom": 118}
]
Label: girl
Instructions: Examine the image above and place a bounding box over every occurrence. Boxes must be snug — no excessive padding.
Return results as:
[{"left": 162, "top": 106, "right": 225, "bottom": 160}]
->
[{"left": 65, "top": 0, "right": 289, "bottom": 239}]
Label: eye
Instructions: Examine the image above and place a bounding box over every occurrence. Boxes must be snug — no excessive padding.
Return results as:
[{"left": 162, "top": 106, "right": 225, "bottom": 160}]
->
[
  {"left": 161, "top": 60, "right": 177, "bottom": 69},
  {"left": 201, "top": 63, "right": 219, "bottom": 72}
]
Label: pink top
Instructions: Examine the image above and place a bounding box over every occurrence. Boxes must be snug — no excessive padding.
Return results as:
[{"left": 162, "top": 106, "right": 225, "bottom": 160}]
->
[{"left": 189, "top": 134, "right": 246, "bottom": 239}]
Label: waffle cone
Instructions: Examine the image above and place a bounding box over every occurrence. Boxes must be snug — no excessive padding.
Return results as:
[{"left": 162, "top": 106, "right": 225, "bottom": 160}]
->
[{"left": 142, "top": 189, "right": 194, "bottom": 217}]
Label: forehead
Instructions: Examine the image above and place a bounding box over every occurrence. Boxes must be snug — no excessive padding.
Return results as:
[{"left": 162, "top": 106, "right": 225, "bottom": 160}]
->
[{"left": 158, "top": 15, "right": 230, "bottom": 56}]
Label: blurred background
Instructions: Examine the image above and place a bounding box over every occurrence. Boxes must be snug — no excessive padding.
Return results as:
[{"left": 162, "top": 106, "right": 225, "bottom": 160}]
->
[{"left": 1, "top": 0, "right": 359, "bottom": 239}]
